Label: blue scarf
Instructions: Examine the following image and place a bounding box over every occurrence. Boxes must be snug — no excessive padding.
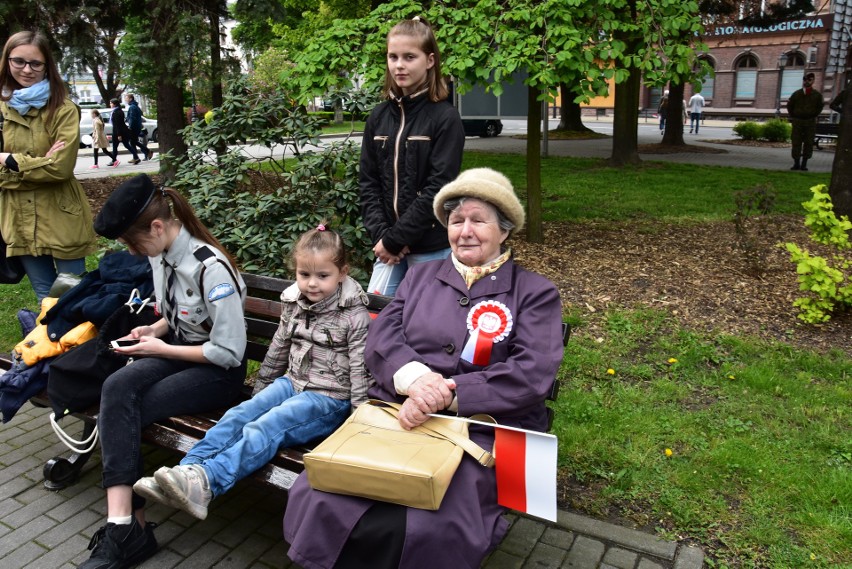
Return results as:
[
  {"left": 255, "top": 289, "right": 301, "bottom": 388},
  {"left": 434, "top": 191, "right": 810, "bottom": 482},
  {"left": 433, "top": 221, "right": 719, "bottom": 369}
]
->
[{"left": 8, "top": 79, "right": 50, "bottom": 116}]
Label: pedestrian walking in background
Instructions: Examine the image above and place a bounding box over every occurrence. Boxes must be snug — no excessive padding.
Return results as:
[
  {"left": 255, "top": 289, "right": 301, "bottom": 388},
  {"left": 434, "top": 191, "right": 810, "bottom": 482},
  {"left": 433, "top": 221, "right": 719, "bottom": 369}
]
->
[
  {"left": 688, "top": 92, "right": 705, "bottom": 134},
  {"left": 109, "top": 97, "right": 141, "bottom": 165},
  {"left": 786, "top": 72, "right": 825, "bottom": 171},
  {"left": 124, "top": 93, "right": 153, "bottom": 161},
  {"left": 658, "top": 90, "right": 669, "bottom": 133},
  {"left": 90, "top": 109, "right": 118, "bottom": 168}
]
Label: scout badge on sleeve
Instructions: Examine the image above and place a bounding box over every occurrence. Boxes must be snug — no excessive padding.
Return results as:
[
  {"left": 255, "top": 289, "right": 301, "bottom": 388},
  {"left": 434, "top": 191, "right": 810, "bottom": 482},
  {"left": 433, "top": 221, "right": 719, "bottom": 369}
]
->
[{"left": 461, "top": 300, "right": 512, "bottom": 365}]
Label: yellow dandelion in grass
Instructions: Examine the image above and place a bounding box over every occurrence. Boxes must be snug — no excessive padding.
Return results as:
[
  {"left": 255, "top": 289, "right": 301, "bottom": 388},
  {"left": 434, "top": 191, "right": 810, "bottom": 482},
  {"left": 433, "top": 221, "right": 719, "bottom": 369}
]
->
[
  {"left": 727, "top": 374, "right": 736, "bottom": 380},
  {"left": 810, "top": 553, "right": 816, "bottom": 561},
  {"left": 665, "top": 448, "right": 673, "bottom": 457},
  {"left": 606, "top": 368, "right": 616, "bottom": 375},
  {"left": 667, "top": 358, "right": 678, "bottom": 364}
]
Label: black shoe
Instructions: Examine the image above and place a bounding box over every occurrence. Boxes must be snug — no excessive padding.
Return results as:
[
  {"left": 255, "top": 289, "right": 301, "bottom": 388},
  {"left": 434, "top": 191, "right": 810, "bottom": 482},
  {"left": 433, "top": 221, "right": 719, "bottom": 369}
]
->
[
  {"left": 791, "top": 163, "right": 801, "bottom": 171},
  {"left": 130, "top": 158, "right": 141, "bottom": 165},
  {"left": 80, "top": 518, "right": 158, "bottom": 569}
]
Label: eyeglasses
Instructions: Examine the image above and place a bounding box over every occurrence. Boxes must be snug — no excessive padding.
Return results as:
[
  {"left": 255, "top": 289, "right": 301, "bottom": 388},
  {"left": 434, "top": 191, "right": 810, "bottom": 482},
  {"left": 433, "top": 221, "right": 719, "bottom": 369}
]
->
[{"left": 8, "top": 57, "right": 46, "bottom": 72}]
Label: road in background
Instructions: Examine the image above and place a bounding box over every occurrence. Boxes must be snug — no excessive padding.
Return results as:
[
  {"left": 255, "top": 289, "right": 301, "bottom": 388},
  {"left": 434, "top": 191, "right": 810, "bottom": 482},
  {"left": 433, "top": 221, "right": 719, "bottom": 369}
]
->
[{"left": 73, "top": 117, "right": 834, "bottom": 177}]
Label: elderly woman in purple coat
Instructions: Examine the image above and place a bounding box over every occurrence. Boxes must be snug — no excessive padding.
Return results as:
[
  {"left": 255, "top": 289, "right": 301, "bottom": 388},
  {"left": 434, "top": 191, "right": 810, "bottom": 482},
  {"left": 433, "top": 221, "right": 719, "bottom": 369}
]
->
[{"left": 284, "top": 167, "right": 565, "bottom": 569}]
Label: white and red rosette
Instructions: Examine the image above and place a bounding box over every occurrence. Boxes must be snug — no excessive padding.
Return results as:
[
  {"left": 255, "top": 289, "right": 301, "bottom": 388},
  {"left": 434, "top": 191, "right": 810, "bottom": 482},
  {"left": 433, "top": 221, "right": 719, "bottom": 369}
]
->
[{"left": 460, "top": 300, "right": 513, "bottom": 365}]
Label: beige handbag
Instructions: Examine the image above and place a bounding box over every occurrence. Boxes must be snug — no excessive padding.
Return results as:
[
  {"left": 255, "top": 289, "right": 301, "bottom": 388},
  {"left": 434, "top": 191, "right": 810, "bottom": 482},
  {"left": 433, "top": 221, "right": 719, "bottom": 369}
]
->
[{"left": 303, "top": 400, "right": 495, "bottom": 510}]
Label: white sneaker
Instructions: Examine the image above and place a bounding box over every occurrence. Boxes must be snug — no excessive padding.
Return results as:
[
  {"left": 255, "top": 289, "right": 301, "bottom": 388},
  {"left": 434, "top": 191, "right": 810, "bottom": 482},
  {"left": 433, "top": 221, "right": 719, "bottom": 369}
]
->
[
  {"left": 133, "top": 473, "right": 182, "bottom": 509},
  {"left": 154, "top": 464, "right": 212, "bottom": 520}
]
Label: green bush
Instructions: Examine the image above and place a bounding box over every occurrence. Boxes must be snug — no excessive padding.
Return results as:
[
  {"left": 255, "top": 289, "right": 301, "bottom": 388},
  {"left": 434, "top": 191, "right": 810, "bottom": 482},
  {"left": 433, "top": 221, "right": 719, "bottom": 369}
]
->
[
  {"left": 733, "top": 119, "right": 792, "bottom": 142},
  {"left": 760, "top": 118, "right": 791, "bottom": 142},
  {"left": 732, "top": 121, "right": 761, "bottom": 140},
  {"left": 785, "top": 184, "right": 852, "bottom": 323},
  {"left": 169, "top": 78, "right": 373, "bottom": 282}
]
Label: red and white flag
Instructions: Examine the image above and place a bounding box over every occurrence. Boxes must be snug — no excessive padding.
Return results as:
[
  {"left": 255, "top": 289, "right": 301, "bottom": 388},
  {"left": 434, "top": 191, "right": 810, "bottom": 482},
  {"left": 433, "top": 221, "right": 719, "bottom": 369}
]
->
[
  {"left": 429, "top": 414, "right": 558, "bottom": 522},
  {"left": 494, "top": 426, "right": 558, "bottom": 522}
]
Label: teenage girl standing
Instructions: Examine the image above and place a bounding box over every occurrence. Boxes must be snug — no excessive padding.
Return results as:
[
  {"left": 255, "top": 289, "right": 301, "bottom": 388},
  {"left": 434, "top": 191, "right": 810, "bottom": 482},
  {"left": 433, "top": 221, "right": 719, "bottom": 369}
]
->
[
  {"left": 0, "top": 31, "right": 98, "bottom": 302},
  {"left": 359, "top": 16, "right": 465, "bottom": 296}
]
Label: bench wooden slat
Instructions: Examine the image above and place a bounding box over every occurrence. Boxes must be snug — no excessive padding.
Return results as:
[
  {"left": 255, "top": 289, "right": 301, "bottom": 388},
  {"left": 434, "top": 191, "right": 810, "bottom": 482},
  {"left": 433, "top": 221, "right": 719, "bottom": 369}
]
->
[
  {"left": 245, "top": 296, "right": 282, "bottom": 320},
  {"left": 8, "top": 273, "right": 564, "bottom": 495}
]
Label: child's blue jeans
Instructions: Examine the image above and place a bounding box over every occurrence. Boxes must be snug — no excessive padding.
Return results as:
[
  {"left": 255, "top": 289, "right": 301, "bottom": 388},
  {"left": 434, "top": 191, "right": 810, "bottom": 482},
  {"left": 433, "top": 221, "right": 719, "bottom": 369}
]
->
[{"left": 180, "top": 376, "right": 350, "bottom": 497}]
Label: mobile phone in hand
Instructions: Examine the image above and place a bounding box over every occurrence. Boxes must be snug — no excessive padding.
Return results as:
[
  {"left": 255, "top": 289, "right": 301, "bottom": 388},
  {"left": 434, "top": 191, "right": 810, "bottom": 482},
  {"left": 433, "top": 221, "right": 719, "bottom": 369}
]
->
[{"left": 110, "top": 339, "right": 140, "bottom": 350}]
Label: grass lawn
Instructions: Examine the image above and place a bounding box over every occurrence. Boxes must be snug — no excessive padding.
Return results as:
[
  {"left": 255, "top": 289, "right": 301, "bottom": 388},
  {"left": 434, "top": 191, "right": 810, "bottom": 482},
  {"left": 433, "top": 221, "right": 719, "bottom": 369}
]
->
[
  {"left": 0, "top": 153, "right": 847, "bottom": 567},
  {"left": 461, "top": 155, "right": 847, "bottom": 566}
]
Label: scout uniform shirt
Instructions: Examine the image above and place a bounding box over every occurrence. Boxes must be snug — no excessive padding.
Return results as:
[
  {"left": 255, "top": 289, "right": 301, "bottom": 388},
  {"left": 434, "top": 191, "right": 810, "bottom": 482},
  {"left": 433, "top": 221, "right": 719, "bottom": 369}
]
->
[{"left": 151, "top": 226, "right": 246, "bottom": 369}]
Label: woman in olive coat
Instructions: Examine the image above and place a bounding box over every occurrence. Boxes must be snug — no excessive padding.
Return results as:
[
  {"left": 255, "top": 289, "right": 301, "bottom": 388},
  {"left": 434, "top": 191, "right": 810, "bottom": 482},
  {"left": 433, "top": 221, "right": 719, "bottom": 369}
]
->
[{"left": 0, "top": 31, "right": 97, "bottom": 302}]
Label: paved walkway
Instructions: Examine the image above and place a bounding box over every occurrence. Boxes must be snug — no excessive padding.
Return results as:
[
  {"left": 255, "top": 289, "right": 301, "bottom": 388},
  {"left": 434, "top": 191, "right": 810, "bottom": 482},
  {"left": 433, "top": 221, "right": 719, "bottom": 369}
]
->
[
  {"left": 0, "top": 402, "right": 702, "bottom": 569},
  {"left": 464, "top": 118, "right": 835, "bottom": 173}
]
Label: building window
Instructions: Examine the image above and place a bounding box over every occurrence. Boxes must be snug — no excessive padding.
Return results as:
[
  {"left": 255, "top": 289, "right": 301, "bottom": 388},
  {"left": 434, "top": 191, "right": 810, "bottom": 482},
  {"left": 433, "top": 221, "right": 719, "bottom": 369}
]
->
[
  {"left": 735, "top": 54, "right": 758, "bottom": 98},
  {"left": 780, "top": 52, "right": 806, "bottom": 99},
  {"left": 698, "top": 58, "right": 715, "bottom": 99}
]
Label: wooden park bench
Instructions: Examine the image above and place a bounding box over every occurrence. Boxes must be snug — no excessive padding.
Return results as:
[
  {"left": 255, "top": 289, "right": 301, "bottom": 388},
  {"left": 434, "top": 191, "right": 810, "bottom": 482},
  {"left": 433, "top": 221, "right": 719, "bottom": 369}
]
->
[{"left": 1, "top": 272, "right": 567, "bottom": 495}]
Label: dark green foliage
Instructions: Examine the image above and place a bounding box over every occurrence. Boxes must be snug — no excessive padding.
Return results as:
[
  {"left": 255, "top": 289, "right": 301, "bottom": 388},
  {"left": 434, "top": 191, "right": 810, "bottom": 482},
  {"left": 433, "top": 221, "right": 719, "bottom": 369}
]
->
[
  {"left": 732, "top": 119, "right": 791, "bottom": 142},
  {"left": 732, "top": 121, "right": 762, "bottom": 141},
  {"left": 760, "top": 118, "right": 791, "bottom": 142},
  {"left": 169, "top": 78, "right": 373, "bottom": 281}
]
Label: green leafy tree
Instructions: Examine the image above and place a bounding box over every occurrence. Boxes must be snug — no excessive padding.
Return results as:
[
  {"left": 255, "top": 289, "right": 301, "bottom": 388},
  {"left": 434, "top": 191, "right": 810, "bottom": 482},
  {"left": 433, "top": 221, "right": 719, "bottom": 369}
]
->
[
  {"left": 1, "top": 0, "right": 127, "bottom": 103},
  {"left": 171, "top": 78, "right": 373, "bottom": 280},
  {"left": 278, "top": 0, "right": 709, "bottom": 238}
]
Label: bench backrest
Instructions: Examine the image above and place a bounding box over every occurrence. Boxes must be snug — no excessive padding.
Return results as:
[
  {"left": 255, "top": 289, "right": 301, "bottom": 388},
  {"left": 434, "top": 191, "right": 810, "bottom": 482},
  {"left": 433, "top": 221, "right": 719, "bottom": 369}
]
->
[
  {"left": 241, "top": 273, "right": 392, "bottom": 364},
  {"left": 240, "top": 272, "right": 568, "bottom": 412}
]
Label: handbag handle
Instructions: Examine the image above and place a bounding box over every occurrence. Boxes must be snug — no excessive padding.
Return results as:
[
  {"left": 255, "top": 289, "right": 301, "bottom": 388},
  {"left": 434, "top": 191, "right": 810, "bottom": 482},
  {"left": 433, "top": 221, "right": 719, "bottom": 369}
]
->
[{"left": 367, "top": 400, "right": 496, "bottom": 468}]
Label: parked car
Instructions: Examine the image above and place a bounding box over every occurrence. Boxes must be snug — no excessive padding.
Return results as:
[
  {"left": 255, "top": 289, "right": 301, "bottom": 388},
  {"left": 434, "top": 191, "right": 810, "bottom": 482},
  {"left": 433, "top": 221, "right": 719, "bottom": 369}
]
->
[
  {"left": 462, "top": 119, "right": 503, "bottom": 137},
  {"left": 78, "top": 108, "right": 159, "bottom": 148}
]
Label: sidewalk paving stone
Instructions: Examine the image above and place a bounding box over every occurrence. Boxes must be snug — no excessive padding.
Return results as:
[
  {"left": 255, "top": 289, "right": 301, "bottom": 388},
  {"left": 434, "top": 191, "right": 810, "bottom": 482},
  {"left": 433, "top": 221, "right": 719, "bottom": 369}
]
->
[{"left": 0, "top": 398, "right": 708, "bottom": 569}]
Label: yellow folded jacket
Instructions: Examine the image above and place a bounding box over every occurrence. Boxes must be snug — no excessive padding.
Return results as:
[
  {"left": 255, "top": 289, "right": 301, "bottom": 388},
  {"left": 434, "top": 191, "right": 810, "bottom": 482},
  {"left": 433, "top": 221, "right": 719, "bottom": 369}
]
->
[{"left": 14, "top": 298, "right": 97, "bottom": 367}]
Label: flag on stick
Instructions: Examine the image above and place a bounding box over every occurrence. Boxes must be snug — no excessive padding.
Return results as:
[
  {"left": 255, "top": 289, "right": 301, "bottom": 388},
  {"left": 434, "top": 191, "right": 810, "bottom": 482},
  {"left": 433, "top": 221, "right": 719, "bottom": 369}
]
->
[
  {"left": 494, "top": 426, "right": 558, "bottom": 522},
  {"left": 426, "top": 414, "right": 558, "bottom": 522}
]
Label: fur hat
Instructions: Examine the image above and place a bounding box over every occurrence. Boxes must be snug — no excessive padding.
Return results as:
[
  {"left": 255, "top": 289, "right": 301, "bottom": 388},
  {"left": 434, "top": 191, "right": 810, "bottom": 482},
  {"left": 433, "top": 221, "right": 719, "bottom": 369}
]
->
[
  {"left": 433, "top": 168, "right": 525, "bottom": 234},
  {"left": 93, "top": 174, "right": 157, "bottom": 239}
]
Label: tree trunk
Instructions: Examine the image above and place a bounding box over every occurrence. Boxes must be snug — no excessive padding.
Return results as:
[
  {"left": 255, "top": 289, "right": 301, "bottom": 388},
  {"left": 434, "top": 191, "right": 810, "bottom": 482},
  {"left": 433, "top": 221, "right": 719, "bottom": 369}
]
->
[
  {"left": 610, "top": 36, "right": 642, "bottom": 166},
  {"left": 209, "top": 3, "right": 223, "bottom": 110},
  {"left": 526, "top": 86, "right": 543, "bottom": 243},
  {"left": 556, "top": 83, "right": 592, "bottom": 132},
  {"left": 829, "top": 86, "right": 852, "bottom": 218},
  {"left": 151, "top": 3, "right": 188, "bottom": 179},
  {"left": 209, "top": 0, "right": 227, "bottom": 156},
  {"left": 662, "top": 81, "right": 686, "bottom": 146}
]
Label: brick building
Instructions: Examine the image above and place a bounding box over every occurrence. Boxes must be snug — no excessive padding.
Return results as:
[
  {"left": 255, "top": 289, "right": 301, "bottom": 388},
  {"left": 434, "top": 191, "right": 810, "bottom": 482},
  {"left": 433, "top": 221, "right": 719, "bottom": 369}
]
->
[{"left": 639, "top": 2, "right": 852, "bottom": 121}]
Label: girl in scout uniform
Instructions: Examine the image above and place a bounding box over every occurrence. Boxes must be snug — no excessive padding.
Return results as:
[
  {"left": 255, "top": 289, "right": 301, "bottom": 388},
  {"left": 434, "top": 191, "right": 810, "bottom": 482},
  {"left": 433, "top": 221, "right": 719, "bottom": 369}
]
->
[{"left": 81, "top": 174, "right": 247, "bottom": 569}]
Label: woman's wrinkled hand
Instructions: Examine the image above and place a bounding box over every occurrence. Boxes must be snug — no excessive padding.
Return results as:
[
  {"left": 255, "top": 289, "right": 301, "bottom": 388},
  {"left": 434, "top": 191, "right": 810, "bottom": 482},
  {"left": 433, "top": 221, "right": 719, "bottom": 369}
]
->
[{"left": 399, "top": 373, "right": 457, "bottom": 430}]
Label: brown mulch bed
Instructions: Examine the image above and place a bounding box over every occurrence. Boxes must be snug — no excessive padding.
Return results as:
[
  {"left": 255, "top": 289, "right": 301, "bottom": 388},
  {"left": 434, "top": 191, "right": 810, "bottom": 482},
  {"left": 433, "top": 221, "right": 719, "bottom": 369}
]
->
[
  {"left": 81, "top": 176, "right": 852, "bottom": 356},
  {"left": 512, "top": 217, "right": 852, "bottom": 354}
]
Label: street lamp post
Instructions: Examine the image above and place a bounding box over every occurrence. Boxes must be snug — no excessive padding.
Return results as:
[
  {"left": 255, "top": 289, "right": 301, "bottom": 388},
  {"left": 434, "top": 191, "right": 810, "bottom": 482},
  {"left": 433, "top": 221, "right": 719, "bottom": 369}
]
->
[{"left": 775, "top": 53, "right": 789, "bottom": 118}]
